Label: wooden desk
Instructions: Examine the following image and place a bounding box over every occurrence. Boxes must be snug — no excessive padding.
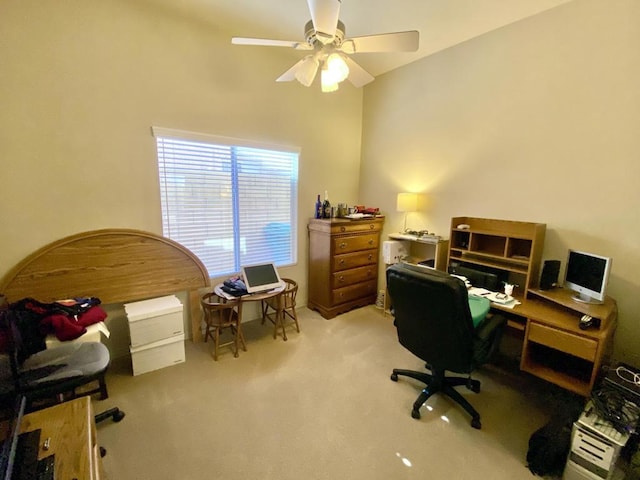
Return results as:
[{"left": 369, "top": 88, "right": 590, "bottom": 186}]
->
[
  {"left": 19, "top": 396, "right": 103, "bottom": 479},
  {"left": 492, "top": 288, "right": 617, "bottom": 397},
  {"left": 442, "top": 216, "right": 617, "bottom": 397},
  {"left": 387, "top": 233, "right": 449, "bottom": 271}
]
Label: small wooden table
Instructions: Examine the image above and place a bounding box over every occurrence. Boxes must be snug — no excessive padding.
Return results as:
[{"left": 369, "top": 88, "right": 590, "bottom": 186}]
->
[{"left": 214, "top": 282, "right": 288, "bottom": 339}]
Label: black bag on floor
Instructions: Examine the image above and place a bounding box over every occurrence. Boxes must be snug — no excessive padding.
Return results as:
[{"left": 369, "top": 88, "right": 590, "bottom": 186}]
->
[{"left": 526, "top": 419, "right": 572, "bottom": 476}]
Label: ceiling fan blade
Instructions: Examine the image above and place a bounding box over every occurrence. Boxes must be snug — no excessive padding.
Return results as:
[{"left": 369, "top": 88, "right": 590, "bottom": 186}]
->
[
  {"left": 232, "top": 37, "right": 312, "bottom": 50},
  {"left": 307, "top": 0, "right": 341, "bottom": 44},
  {"left": 276, "top": 56, "right": 320, "bottom": 87},
  {"left": 340, "top": 30, "right": 419, "bottom": 54},
  {"left": 342, "top": 56, "right": 375, "bottom": 88}
]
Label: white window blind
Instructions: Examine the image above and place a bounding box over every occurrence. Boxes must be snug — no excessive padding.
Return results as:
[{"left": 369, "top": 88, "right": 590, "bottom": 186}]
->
[{"left": 153, "top": 127, "right": 299, "bottom": 278}]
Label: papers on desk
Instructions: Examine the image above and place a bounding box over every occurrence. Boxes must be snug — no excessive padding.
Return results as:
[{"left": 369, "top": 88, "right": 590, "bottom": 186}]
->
[
  {"left": 344, "top": 213, "right": 375, "bottom": 219},
  {"left": 468, "top": 287, "right": 492, "bottom": 297},
  {"left": 468, "top": 287, "right": 521, "bottom": 309}
]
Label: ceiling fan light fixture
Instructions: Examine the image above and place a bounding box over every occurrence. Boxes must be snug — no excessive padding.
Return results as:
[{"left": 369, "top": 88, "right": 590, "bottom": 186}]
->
[
  {"left": 294, "top": 54, "right": 320, "bottom": 87},
  {"left": 325, "top": 53, "right": 349, "bottom": 83},
  {"left": 232, "top": 1, "right": 418, "bottom": 92},
  {"left": 321, "top": 67, "right": 339, "bottom": 93}
]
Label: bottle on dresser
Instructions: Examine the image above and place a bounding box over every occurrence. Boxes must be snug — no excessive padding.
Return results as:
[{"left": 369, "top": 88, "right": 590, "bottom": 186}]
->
[
  {"left": 315, "top": 194, "right": 322, "bottom": 219},
  {"left": 322, "top": 190, "right": 331, "bottom": 219}
]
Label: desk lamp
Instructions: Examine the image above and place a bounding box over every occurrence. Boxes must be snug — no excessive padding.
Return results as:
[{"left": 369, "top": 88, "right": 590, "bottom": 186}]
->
[{"left": 397, "top": 193, "right": 418, "bottom": 232}]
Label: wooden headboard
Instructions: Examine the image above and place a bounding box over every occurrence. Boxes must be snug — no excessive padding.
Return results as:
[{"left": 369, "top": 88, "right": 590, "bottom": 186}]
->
[{"left": 0, "top": 229, "right": 211, "bottom": 342}]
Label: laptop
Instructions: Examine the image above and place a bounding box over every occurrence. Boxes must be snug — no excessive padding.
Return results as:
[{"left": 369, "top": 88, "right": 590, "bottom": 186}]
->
[{"left": 241, "top": 263, "right": 283, "bottom": 294}]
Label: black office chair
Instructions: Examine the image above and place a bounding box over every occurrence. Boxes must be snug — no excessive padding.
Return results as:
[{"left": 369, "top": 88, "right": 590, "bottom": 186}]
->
[
  {"left": 0, "top": 308, "right": 124, "bottom": 424},
  {"left": 386, "top": 263, "right": 506, "bottom": 429}
]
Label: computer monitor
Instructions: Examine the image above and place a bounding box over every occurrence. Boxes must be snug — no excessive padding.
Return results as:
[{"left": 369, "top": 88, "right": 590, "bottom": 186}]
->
[
  {"left": 563, "top": 249, "right": 612, "bottom": 304},
  {"left": 241, "top": 263, "right": 282, "bottom": 294}
]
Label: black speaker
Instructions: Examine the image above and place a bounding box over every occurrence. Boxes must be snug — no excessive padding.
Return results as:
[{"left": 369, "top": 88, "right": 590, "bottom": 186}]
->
[{"left": 539, "top": 260, "right": 561, "bottom": 290}]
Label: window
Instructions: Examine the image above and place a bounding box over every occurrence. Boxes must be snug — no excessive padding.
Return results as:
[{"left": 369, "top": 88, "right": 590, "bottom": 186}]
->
[{"left": 153, "top": 127, "right": 299, "bottom": 278}]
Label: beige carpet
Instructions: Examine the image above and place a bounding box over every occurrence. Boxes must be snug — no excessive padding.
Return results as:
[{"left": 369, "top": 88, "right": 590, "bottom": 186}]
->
[{"left": 95, "top": 305, "right": 561, "bottom": 480}]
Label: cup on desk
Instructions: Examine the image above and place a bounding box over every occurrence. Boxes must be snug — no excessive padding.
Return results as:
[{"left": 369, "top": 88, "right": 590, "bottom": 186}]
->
[{"left": 504, "top": 283, "right": 514, "bottom": 296}]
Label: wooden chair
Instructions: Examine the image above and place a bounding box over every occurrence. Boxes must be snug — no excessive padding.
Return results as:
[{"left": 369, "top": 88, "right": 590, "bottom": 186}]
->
[
  {"left": 261, "top": 278, "right": 300, "bottom": 341},
  {"left": 201, "top": 293, "right": 246, "bottom": 361}
]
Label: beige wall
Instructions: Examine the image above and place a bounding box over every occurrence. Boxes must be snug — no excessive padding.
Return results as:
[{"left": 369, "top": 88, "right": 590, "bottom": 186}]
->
[
  {"left": 0, "top": 0, "right": 364, "bottom": 348},
  {"left": 360, "top": 0, "right": 640, "bottom": 364}
]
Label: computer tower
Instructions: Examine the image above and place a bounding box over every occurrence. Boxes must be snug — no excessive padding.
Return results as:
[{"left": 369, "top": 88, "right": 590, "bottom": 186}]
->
[
  {"left": 563, "top": 402, "right": 630, "bottom": 480},
  {"left": 382, "top": 240, "right": 407, "bottom": 264}
]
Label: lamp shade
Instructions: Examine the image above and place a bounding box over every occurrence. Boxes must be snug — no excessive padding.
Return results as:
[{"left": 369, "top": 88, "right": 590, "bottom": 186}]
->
[{"left": 396, "top": 193, "right": 418, "bottom": 212}]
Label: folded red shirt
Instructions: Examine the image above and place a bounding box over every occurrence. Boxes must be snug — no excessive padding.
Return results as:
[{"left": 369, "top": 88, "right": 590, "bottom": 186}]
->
[{"left": 40, "top": 305, "right": 107, "bottom": 341}]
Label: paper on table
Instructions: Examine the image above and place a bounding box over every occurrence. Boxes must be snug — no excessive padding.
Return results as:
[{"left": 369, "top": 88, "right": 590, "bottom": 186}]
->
[
  {"left": 93, "top": 321, "right": 111, "bottom": 338},
  {"left": 468, "top": 288, "right": 521, "bottom": 308},
  {"left": 486, "top": 292, "right": 521, "bottom": 308},
  {"left": 468, "top": 287, "right": 493, "bottom": 297}
]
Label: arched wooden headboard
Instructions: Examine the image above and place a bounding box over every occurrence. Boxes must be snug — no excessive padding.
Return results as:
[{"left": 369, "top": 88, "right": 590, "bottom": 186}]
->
[{"left": 0, "top": 229, "right": 211, "bottom": 342}]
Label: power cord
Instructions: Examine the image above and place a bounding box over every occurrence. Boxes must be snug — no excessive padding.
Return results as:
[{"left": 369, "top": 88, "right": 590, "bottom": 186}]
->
[
  {"left": 591, "top": 385, "right": 640, "bottom": 435},
  {"left": 617, "top": 365, "right": 640, "bottom": 387}
]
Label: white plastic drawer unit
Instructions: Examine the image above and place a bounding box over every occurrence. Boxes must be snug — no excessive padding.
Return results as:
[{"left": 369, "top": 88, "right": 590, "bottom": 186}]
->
[
  {"left": 130, "top": 334, "right": 186, "bottom": 376},
  {"left": 124, "top": 295, "right": 184, "bottom": 348}
]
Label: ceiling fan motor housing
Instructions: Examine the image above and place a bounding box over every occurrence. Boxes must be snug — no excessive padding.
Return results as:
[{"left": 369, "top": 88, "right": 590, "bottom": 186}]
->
[{"left": 304, "top": 19, "right": 345, "bottom": 47}]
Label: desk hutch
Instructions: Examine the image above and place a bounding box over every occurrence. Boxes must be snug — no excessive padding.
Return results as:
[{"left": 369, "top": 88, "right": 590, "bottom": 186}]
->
[{"left": 446, "top": 216, "right": 617, "bottom": 397}]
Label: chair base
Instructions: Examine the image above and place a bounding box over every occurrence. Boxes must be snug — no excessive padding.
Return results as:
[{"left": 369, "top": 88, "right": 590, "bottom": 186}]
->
[
  {"left": 95, "top": 406, "right": 125, "bottom": 424},
  {"left": 390, "top": 367, "right": 482, "bottom": 429}
]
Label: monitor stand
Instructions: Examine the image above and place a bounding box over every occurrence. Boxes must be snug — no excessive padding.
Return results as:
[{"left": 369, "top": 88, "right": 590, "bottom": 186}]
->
[{"left": 572, "top": 292, "right": 603, "bottom": 305}]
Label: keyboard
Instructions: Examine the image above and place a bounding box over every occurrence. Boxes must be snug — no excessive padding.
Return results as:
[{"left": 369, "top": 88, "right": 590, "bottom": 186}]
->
[
  {"left": 36, "top": 455, "right": 55, "bottom": 480},
  {"left": 11, "top": 429, "right": 55, "bottom": 480}
]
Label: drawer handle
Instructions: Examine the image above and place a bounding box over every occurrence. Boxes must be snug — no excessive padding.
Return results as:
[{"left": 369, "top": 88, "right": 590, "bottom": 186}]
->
[
  {"left": 368, "top": 254, "right": 373, "bottom": 260},
  {"left": 340, "top": 242, "right": 347, "bottom": 249},
  {"left": 339, "top": 259, "right": 345, "bottom": 265},
  {"left": 340, "top": 226, "right": 346, "bottom": 232},
  {"left": 338, "top": 275, "right": 344, "bottom": 283},
  {"left": 369, "top": 224, "right": 375, "bottom": 229},
  {"left": 368, "top": 239, "right": 373, "bottom": 245}
]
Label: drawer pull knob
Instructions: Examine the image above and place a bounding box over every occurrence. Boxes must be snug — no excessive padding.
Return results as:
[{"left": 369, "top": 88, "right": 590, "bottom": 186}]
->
[
  {"left": 368, "top": 254, "right": 373, "bottom": 260},
  {"left": 339, "top": 275, "right": 344, "bottom": 282},
  {"left": 339, "top": 259, "right": 345, "bottom": 265},
  {"left": 368, "top": 239, "right": 373, "bottom": 245},
  {"left": 340, "top": 242, "right": 347, "bottom": 249},
  {"left": 370, "top": 224, "right": 374, "bottom": 229},
  {"left": 340, "top": 227, "right": 346, "bottom": 232}
]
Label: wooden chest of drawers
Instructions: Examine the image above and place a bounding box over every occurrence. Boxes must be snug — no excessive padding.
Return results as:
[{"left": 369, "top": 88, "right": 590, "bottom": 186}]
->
[{"left": 308, "top": 217, "right": 384, "bottom": 319}]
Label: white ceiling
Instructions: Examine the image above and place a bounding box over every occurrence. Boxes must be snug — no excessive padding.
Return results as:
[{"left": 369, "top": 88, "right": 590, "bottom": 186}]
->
[{"left": 145, "top": 0, "right": 573, "bottom": 78}]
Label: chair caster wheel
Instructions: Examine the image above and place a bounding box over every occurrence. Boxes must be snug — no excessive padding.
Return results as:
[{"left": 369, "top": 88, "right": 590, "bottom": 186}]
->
[
  {"left": 411, "top": 409, "right": 421, "bottom": 419},
  {"left": 467, "top": 380, "right": 480, "bottom": 393},
  {"left": 471, "top": 418, "right": 481, "bottom": 429},
  {"left": 100, "top": 446, "right": 107, "bottom": 457},
  {"left": 390, "top": 373, "right": 398, "bottom": 382},
  {"left": 113, "top": 410, "right": 126, "bottom": 422}
]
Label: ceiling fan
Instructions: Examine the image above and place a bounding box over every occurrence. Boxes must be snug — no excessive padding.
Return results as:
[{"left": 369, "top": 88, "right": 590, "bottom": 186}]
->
[{"left": 231, "top": 0, "right": 419, "bottom": 92}]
